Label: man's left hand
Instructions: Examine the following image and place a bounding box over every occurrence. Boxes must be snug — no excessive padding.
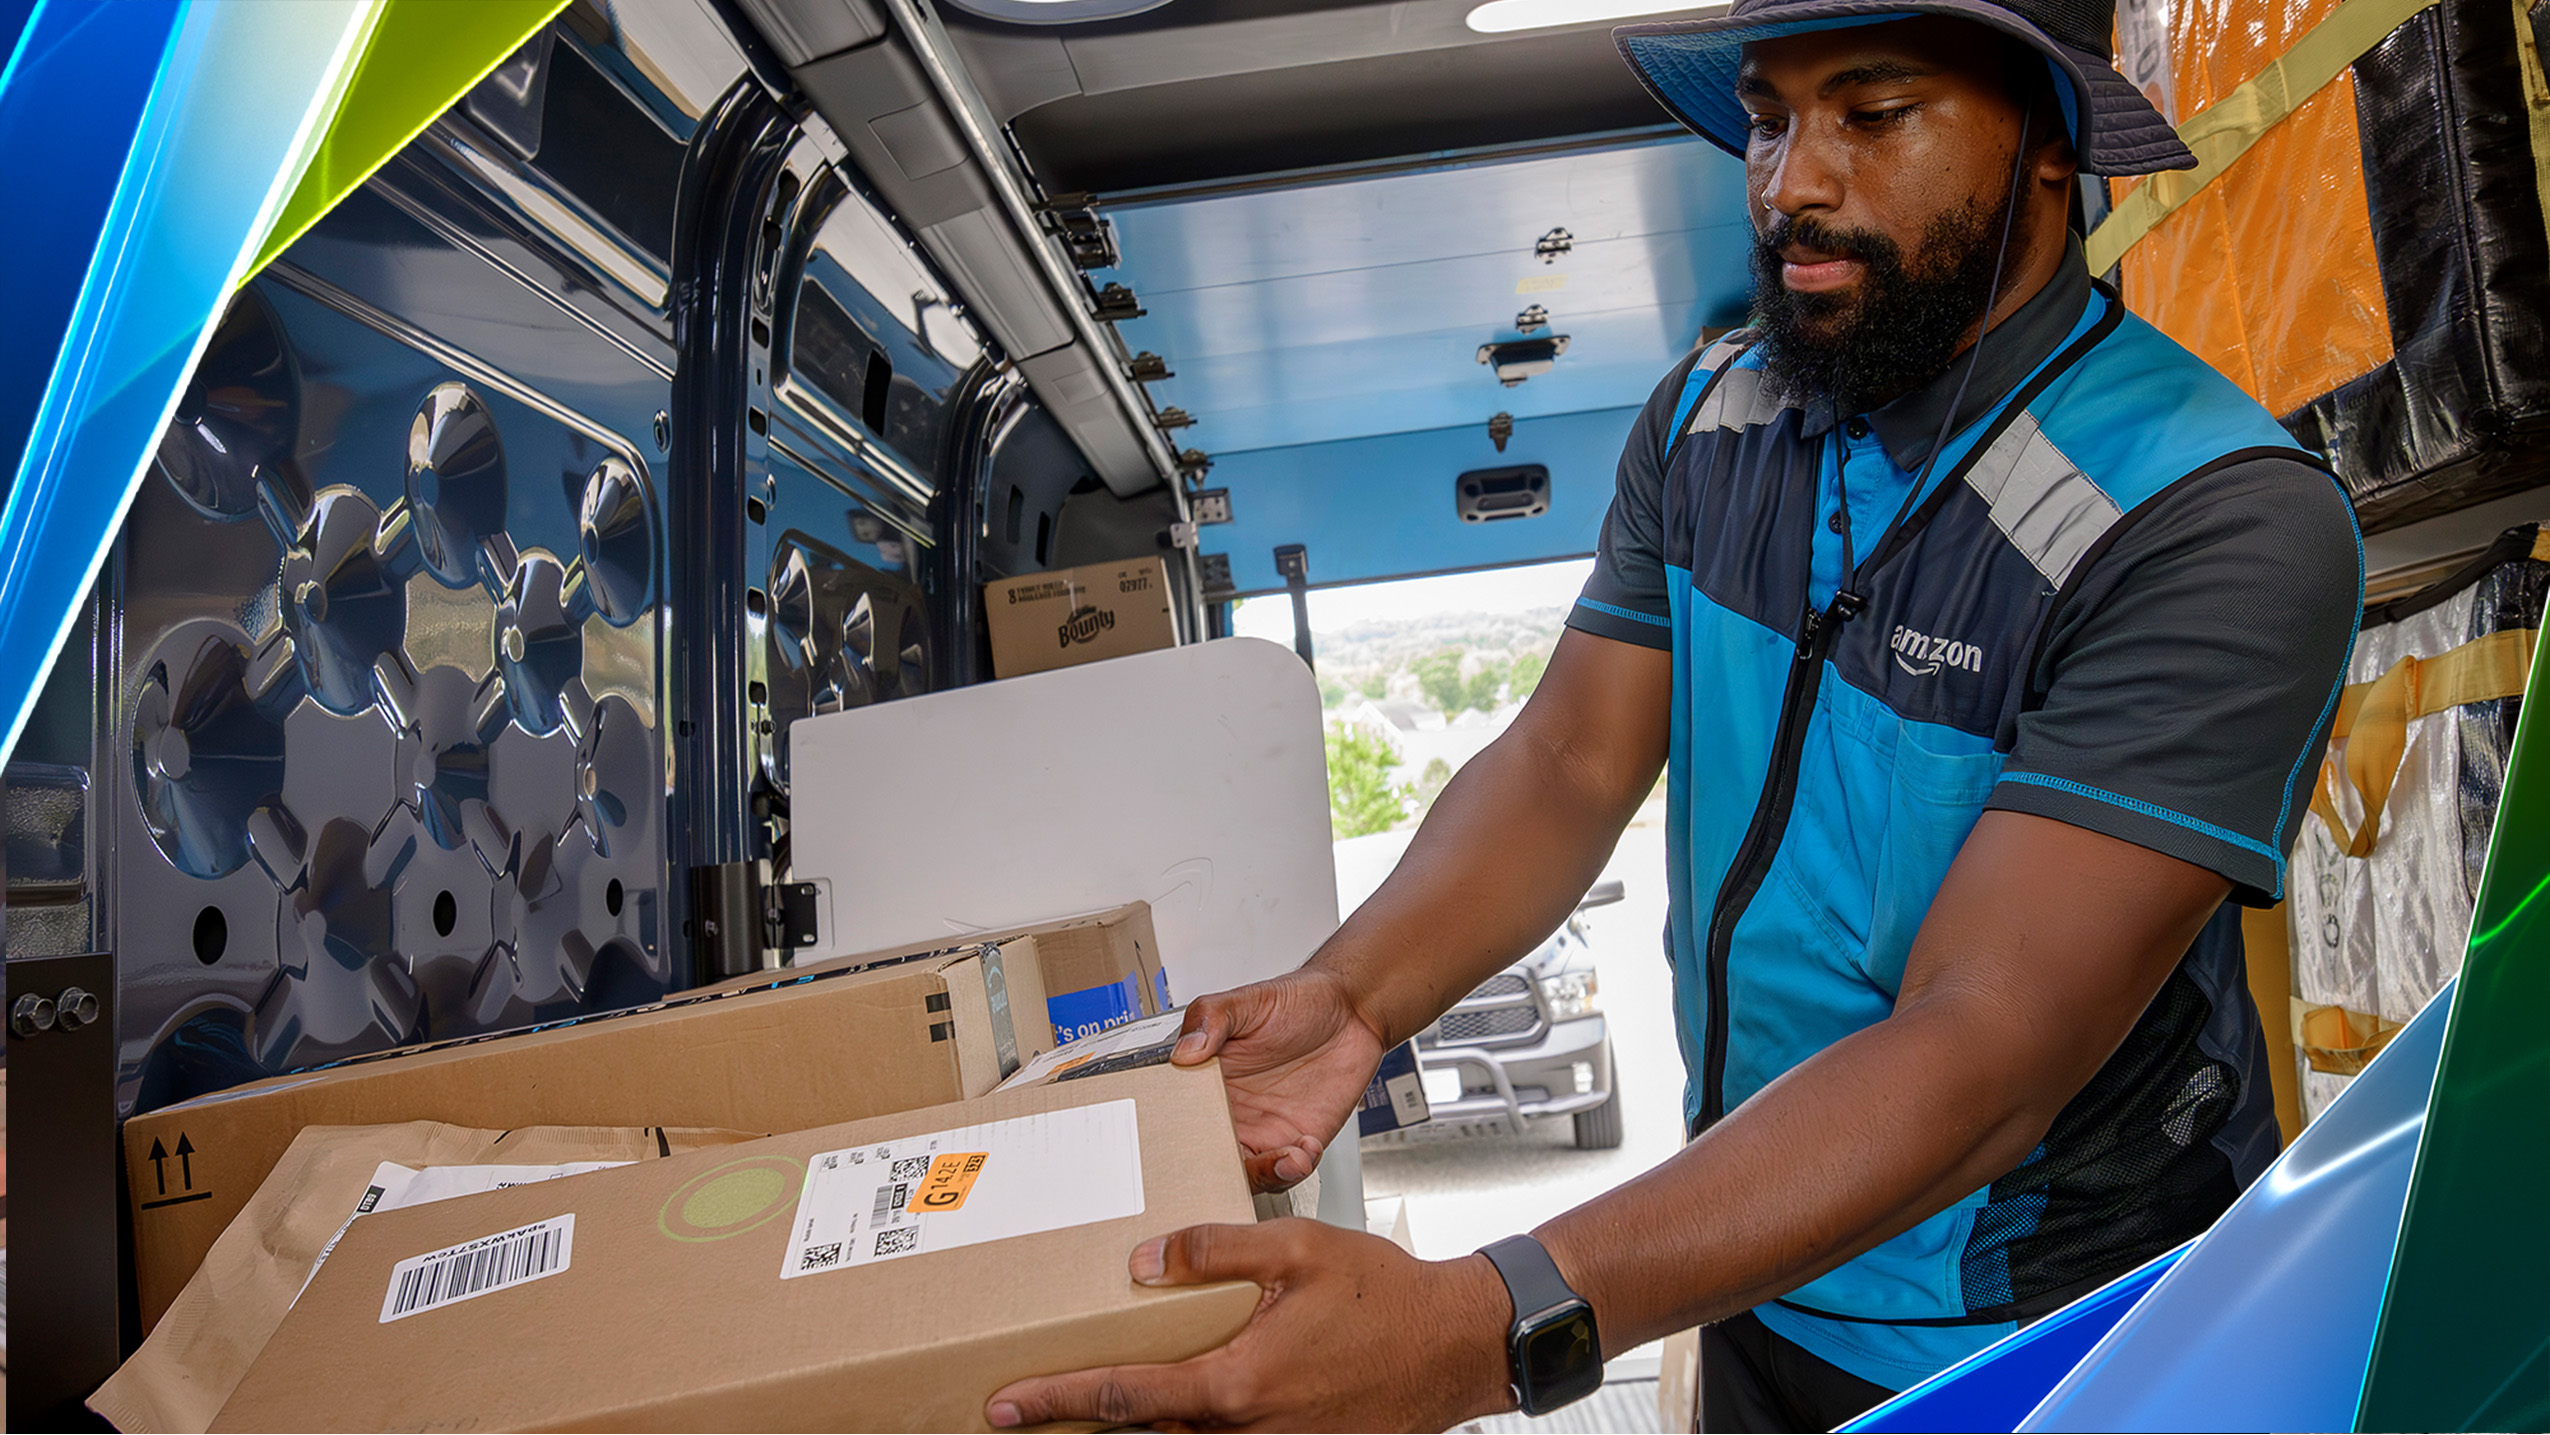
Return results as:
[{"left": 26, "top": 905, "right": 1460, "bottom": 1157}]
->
[{"left": 986, "top": 1217, "right": 1517, "bottom": 1432}]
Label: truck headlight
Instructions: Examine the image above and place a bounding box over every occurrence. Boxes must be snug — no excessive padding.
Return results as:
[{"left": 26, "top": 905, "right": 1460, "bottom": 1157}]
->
[{"left": 1538, "top": 969, "right": 1598, "bottom": 1020}]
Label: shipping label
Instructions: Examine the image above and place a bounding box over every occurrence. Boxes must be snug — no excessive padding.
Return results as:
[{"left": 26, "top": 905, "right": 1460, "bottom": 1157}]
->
[
  {"left": 305, "top": 1159, "right": 626, "bottom": 1307},
  {"left": 780, "top": 1099, "right": 1143, "bottom": 1279},
  {"left": 378, "top": 1215, "right": 575, "bottom": 1322}
]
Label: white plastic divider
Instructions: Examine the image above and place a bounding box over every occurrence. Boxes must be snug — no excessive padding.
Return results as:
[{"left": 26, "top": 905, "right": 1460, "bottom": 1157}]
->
[{"left": 787, "top": 636, "right": 1363, "bottom": 1220}]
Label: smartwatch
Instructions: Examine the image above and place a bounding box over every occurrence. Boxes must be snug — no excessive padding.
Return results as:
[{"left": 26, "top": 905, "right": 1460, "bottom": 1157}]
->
[{"left": 1478, "top": 1234, "right": 1603, "bottom": 1416}]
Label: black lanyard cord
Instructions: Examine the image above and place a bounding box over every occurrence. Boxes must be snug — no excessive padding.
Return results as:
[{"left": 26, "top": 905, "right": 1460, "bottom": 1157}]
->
[{"left": 1833, "top": 112, "right": 2038, "bottom": 613}]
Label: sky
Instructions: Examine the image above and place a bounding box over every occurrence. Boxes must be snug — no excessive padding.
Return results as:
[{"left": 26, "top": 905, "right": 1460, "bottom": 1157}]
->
[{"left": 1230, "top": 556, "right": 1594, "bottom": 643}]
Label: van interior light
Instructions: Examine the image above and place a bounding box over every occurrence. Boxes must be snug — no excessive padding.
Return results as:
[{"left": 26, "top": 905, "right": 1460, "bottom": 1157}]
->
[{"left": 1465, "top": 0, "right": 1732, "bottom": 33}]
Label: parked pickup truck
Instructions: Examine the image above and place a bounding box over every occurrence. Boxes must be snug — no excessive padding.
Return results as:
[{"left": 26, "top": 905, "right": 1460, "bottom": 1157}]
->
[{"left": 1386, "top": 878, "right": 1624, "bottom": 1150}]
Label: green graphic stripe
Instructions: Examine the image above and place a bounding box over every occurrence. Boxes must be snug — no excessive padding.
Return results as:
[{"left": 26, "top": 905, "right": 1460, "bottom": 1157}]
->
[
  {"left": 2357, "top": 639, "right": 2550, "bottom": 1430},
  {"left": 246, "top": 0, "right": 568, "bottom": 280}
]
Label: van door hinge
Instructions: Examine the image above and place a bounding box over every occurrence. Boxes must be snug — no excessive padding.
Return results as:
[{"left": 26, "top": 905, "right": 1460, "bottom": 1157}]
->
[{"left": 767, "top": 880, "right": 824, "bottom": 952}]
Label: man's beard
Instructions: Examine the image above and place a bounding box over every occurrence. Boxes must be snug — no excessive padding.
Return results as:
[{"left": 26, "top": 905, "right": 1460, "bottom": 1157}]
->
[{"left": 1749, "top": 192, "right": 2018, "bottom": 416}]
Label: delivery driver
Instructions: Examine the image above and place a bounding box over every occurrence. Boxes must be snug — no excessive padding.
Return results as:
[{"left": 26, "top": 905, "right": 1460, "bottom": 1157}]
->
[{"left": 991, "top": 0, "right": 2362, "bottom": 1427}]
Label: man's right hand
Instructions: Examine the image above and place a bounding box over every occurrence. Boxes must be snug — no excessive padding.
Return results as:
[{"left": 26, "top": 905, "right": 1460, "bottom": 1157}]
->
[
  {"left": 1165, "top": 633, "right": 1666, "bottom": 1193},
  {"left": 1169, "top": 967, "right": 1388, "bottom": 1192}
]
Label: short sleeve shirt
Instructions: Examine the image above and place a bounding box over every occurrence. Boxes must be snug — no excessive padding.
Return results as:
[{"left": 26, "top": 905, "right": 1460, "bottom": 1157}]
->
[{"left": 1570, "top": 251, "right": 2361, "bottom": 901}]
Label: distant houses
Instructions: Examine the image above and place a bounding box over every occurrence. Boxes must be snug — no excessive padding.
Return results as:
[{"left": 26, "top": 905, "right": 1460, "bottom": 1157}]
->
[
  {"left": 1335, "top": 696, "right": 1440, "bottom": 749},
  {"left": 1331, "top": 694, "right": 1518, "bottom": 808}
]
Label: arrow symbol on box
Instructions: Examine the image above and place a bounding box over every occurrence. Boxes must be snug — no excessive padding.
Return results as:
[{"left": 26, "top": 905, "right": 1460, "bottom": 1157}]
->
[
  {"left": 148, "top": 1137, "right": 169, "bottom": 1195},
  {"left": 176, "top": 1133, "right": 196, "bottom": 1189}
]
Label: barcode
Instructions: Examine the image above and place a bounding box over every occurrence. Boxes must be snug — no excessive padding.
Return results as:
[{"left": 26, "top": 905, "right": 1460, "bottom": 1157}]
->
[
  {"left": 871, "top": 1182, "right": 910, "bottom": 1228},
  {"left": 379, "top": 1215, "right": 574, "bottom": 1323}
]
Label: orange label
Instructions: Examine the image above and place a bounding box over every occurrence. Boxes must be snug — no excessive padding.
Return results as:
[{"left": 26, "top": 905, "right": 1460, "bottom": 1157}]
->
[{"left": 908, "top": 1152, "right": 989, "bottom": 1214}]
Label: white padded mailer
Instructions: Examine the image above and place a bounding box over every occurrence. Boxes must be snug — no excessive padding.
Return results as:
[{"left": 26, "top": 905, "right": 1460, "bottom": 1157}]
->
[{"left": 786, "top": 636, "right": 1341, "bottom": 1003}]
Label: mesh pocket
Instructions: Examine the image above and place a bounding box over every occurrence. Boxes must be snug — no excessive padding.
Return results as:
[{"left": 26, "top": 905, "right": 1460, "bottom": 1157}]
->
[{"left": 1960, "top": 965, "right": 2246, "bottom": 1315}]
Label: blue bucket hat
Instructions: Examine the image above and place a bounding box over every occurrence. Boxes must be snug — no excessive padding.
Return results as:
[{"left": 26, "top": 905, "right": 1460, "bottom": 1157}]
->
[{"left": 1616, "top": 0, "right": 2198, "bottom": 176}]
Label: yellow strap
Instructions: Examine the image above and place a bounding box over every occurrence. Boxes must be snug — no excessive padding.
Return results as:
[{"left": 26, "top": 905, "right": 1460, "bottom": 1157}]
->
[
  {"left": 2417, "top": 626, "right": 2538, "bottom": 713},
  {"left": 2533, "top": 527, "right": 2550, "bottom": 564},
  {"left": 2291, "top": 997, "right": 2406, "bottom": 1075},
  {"left": 2085, "top": 0, "right": 2443, "bottom": 274},
  {"left": 2311, "top": 627, "right": 2538, "bottom": 855}
]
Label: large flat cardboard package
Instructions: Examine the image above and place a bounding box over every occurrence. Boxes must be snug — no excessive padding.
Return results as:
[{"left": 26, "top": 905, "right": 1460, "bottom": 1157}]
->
[
  {"left": 126, "top": 944, "right": 1048, "bottom": 1331},
  {"left": 215, "top": 1061, "right": 1259, "bottom": 1432},
  {"left": 92, "top": 1121, "right": 761, "bottom": 1434},
  {"left": 985, "top": 557, "right": 1176, "bottom": 678}
]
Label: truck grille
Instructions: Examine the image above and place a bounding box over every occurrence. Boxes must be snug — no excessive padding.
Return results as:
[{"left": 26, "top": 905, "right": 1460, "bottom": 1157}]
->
[{"left": 1439, "top": 1005, "right": 1541, "bottom": 1042}]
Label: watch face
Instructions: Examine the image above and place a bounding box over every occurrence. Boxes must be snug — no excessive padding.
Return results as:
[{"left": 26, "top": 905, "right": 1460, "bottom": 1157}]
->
[{"left": 1517, "top": 1302, "right": 1603, "bottom": 1412}]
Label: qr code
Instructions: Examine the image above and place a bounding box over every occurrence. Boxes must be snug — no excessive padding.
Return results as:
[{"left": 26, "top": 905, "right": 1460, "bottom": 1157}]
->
[
  {"left": 890, "top": 1156, "right": 932, "bottom": 1182},
  {"left": 799, "top": 1242, "right": 843, "bottom": 1271},
  {"left": 874, "top": 1226, "right": 920, "bottom": 1256}
]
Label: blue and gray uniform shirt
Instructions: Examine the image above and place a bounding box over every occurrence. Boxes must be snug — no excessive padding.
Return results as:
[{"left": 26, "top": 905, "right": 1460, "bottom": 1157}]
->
[{"left": 1567, "top": 238, "right": 2362, "bottom": 1389}]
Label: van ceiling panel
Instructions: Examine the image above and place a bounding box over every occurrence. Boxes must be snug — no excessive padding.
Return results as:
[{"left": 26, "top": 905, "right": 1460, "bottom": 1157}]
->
[
  {"left": 1105, "top": 135, "right": 1750, "bottom": 457},
  {"left": 781, "top": 24, "right": 1176, "bottom": 495},
  {"left": 943, "top": 0, "right": 1692, "bottom": 192},
  {"left": 1010, "top": 31, "right": 1669, "bottom": 192}
]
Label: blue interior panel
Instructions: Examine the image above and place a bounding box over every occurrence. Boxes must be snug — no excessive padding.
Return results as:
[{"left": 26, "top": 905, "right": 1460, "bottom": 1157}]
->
[
  {"left": 1104, "top": 133, "right": 1752, "bottom": 585},
  {"left": 1108, "top": 135, "right": 1745, "bottom": 291},
  {"left": 1205, "top": 405, "right": 1640, "bottom": 594},
  {"left": 1125, "top": 260, "right": 1729, "bottom": 454}
]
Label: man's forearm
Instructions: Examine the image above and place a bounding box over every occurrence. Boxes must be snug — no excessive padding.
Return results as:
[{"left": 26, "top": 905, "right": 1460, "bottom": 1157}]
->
[
  {"left": 1313, "top": 714, "right": 1659, "bottom": 1047},
  {"left": 1531, "top": 995, "right": 2054, "bottom": 1355},
  {"left": 1302, "top": 632, "right": 1670, "bottom": 1049}
]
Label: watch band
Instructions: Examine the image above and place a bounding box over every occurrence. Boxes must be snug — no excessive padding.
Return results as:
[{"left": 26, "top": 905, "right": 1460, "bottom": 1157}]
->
[
  {"left": 1479, "top": 1234, "right": 1579, "bottom": 1324},
  {"left": 1478, "top": 1234, "right": 1603, "bottom": 1416}
]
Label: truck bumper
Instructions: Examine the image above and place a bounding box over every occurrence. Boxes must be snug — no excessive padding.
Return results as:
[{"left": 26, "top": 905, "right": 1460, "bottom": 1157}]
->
[{"left": 1407, "top": 1016, "right": 1612, "bottom": 1127}]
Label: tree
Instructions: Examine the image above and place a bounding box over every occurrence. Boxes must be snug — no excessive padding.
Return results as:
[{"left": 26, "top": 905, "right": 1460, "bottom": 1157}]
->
[
  {"left": 1326, "top": 724, "right": 1410, "bottom": 839},
  {"left": 1413, "top": 647, "right": 1467, "bottom": 715},
  {"left": 1510, "top": 649, "right": 1549, "bottom": 700},
  {"left": 1318, "top": 675, "right": 1349, "bottom": 709},
  {"left": 1356, "top": 671, "right": 1387, "bottom": 700},
  {"left": 1464, "top": 657, "right": 1509, "bottom": 714}
]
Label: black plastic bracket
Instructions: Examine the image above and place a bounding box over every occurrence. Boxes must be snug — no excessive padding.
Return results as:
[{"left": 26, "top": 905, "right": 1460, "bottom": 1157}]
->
[
  {"left": 689, "top": 861, "right": 761, "bottom": 984},
  {"left": 1273, "top": 544, "right": 1314, "bottom": 671},
  {"left": 7, "top": 950, "right": 123, "bottom": 1432}
]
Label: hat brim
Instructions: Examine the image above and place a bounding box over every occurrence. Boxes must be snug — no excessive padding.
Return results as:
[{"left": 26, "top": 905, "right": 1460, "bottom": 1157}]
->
[{"left": 1615, "top": 3, "right": 2197, "bottom": 177}]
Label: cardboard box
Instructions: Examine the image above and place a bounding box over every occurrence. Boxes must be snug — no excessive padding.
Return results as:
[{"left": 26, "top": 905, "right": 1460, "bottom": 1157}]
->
[
  {"left": 986, "top": 557, "right": 1176, "bottom": 678},
  {"left": 1356, "top": 1041, "right": 1432, "bottom": 1135},
  {"left": 777, "top": 902, "right": 1168, "bottom": 1051},
  {"left": 1017, "top": 903, "right": 1170, "bottom": 1046},
  {"left": 214, "top": 1061, "right": 1260, "bottom": 1433},
  {"left": 91, "top": 1121, "right": 760, "bottom": 1434},
  {"left": 125, "top": 945, "right": 1046, "bottom": 1332}
]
